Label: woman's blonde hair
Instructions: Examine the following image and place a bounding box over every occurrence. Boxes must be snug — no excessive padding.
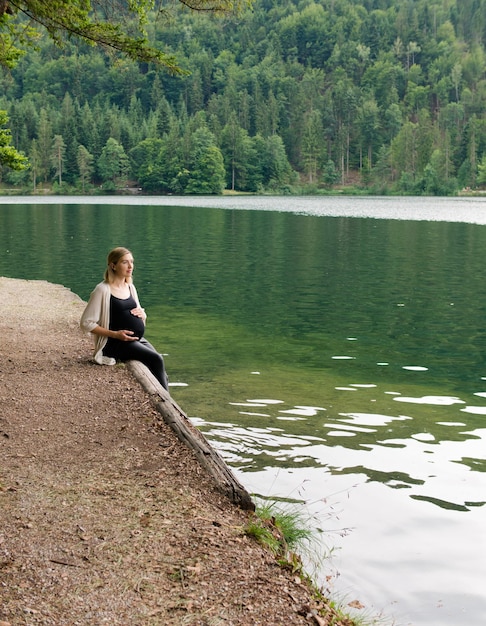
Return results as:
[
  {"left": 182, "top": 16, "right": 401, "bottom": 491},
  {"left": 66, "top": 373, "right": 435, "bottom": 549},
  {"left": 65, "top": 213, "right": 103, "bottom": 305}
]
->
[{"left": 104, "top": 247, "right": 133, "bottom": 284}]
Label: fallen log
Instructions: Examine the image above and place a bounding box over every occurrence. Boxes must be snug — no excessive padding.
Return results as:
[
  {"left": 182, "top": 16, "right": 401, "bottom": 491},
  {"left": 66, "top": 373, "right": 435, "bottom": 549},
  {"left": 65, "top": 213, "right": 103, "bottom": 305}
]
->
[{"left": 127, "top": 360, "right": 255, "bottom": 511}]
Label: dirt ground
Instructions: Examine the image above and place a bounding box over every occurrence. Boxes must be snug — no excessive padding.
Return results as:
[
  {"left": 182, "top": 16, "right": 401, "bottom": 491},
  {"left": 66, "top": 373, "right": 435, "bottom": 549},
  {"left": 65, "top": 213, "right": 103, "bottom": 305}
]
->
[{"left": 0, "top": 277, "right": 355, "bottom": 626}]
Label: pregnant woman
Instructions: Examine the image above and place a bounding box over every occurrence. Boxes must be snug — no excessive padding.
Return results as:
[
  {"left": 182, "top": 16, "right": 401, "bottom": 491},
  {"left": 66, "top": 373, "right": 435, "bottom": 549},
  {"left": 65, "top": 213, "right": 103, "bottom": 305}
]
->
[{"left": 80, "top": 247, "right": 169, "bottom": 391}]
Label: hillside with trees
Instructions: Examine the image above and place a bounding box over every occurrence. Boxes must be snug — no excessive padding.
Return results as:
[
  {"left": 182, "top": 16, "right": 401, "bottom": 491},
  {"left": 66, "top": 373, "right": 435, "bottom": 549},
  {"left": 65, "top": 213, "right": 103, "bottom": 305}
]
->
[{"left": 2, "top": 0, "right": 486, "bottom": 195}]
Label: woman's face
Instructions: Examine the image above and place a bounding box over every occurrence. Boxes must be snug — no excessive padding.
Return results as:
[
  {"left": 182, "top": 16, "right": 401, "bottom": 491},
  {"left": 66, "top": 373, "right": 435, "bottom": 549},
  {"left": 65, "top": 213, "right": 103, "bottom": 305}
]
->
[{"left": 113, "top": 253, "right": 134, "bottom": 280}]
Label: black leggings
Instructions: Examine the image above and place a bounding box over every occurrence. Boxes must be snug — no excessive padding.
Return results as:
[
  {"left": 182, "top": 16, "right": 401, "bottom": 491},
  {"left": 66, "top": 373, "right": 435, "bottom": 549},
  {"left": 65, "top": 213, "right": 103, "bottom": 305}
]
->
[{"left": 103, "top": 338, "right": 169, "bottom": 390}]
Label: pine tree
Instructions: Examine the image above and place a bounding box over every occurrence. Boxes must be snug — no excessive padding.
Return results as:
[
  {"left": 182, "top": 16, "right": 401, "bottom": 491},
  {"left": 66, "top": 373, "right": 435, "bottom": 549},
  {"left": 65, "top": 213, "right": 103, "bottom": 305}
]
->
[
  {"left": 97, "top": 137, "right": 129, "bottom": 190},
  {"left": 51, "top": 134, "right": 66, "bottom": 186},
  {"left": 36, "top": 109, "right": 53, "bottom": 183},
  {"left": 77, "top": 144, "right": 94, "bottom": 191}
]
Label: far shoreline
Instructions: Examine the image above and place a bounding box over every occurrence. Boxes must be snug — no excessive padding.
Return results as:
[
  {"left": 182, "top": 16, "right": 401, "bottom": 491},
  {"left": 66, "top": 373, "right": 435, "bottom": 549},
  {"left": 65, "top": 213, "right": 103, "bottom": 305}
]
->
[{"left": 1, "top": 193, "right": 486, "bottom": 225}]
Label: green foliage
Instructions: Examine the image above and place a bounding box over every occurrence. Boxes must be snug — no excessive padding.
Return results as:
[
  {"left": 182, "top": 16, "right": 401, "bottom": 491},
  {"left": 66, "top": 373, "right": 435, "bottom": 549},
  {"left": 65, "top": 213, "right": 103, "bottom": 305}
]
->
[
  {"left": 3, "top": 0, "right": 486, "bottom": 194},
  {"left": 129, "top": 138, "right": 167, "bottom": 192},
  {"left": 127, "top": 125, "right": 226, "bottom": 193},
  {"left": 77, "top": 144, "right": 94, "bottom": 191},
  {"left": 97, "top": 137, "right": 129, "bottom": 186},
  {"left": 477, "top": 155, "right": 486, "bottom": 186},
  {"left": 0, "top": 111, "right": 28, "bottom": 170},
  {"left": 0, "top": 0, "right": 246, "bottom": 72},
  {"left": 185, "top": 127, "right": 226, "bottom": 194},
  {"left": 322, "top": 159, "right": 340, "bottom": 188}
]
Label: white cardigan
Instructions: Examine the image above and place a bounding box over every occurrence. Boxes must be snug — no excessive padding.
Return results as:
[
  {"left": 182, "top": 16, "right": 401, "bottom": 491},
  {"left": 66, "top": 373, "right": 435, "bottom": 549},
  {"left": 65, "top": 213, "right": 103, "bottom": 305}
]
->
[{"left": 80, "top": 281, "right": 145, "bottom": 365}]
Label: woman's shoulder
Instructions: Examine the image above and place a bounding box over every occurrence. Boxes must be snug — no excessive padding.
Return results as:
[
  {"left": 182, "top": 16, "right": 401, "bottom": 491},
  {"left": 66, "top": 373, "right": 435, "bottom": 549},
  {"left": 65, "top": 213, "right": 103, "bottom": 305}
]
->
[
  {"left": 93, "top": 281, "right": 110, "bottom": 293},
  {"left": 88, "top": 281, "right": 111, "bottom": 299}
]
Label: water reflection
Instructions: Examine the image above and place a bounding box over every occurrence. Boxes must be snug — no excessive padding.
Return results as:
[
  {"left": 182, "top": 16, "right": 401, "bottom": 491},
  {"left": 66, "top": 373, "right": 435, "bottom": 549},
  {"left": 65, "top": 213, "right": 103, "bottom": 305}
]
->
[
  {"left": 196, "top": 393, "right": 486, "bottom": 510},
  {"left": 194, "top": 406, "right": 486, "bottom": 624},
  {"left": 394, "top": 395, "right": 464, "bottom": 405}
]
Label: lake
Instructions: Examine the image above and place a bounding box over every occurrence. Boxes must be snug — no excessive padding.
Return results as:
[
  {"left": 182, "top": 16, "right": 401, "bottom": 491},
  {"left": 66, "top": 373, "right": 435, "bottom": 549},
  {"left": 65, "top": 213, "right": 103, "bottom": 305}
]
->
[{"left": 1, "top": 195, "right": 486, "bottom": 626}]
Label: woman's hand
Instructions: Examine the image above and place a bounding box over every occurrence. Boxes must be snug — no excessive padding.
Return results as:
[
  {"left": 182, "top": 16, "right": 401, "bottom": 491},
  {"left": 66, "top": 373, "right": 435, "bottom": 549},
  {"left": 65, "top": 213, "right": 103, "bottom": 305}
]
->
[
  {"left": 130, "top": 307, "right": 146, "bottom": 321},
  {"left": 114, "top": 329, "right": 139, "bottom": 341}
]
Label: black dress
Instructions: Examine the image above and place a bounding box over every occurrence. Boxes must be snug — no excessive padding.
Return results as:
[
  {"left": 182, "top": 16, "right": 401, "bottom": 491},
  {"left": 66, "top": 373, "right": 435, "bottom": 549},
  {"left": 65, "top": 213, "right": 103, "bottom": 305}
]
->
[{"left": 103, "top": 295, "right": 169, "bottom": 390}]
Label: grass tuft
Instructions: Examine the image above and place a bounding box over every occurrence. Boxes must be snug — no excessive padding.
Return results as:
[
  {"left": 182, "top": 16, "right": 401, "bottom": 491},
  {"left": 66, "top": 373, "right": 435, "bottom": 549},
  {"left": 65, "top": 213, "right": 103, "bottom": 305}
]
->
[
  {"left": 244, "top": 500, "right": 313, "bottom": 562},
  {"left": 243, "top": 499, "right": 380, "bottom": 626}
]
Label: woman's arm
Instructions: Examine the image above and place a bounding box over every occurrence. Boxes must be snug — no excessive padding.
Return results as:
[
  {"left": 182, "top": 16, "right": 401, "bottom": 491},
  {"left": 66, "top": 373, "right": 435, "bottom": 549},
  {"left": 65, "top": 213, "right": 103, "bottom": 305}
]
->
[
  {"left": 80, "top": 283, "right": 105, "bottom": 333},
  {"left": 90, "top": 325, "right": 138, "bottom": 342}
]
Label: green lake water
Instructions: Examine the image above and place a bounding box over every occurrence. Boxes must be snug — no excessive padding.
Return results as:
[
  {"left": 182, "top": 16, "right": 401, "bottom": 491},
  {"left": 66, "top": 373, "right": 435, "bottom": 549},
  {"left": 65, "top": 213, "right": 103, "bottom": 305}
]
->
[{"left": 1, "top": 196, "right": 485, "bottom": 625}]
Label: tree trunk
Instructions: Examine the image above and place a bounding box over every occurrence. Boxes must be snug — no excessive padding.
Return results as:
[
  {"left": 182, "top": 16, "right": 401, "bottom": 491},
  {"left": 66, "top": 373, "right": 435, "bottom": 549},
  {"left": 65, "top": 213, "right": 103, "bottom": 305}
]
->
[{"left": 127, "top": 361, "right": 255, "bottom": 511}]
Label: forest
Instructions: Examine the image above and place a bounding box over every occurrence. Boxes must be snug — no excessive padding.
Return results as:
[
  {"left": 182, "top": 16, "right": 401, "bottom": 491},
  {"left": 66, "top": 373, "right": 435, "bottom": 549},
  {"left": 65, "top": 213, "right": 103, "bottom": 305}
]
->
[{"left": 2, "top": 0, "right": 486, "bottom": 195}]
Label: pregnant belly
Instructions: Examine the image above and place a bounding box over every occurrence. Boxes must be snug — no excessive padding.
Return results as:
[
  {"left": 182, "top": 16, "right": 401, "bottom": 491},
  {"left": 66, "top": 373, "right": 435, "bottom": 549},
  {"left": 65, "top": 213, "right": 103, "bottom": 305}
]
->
[
  {"left": 126, "top": 314, "right": 145, "bottom": 338},
  {"left": 115, "top": 311, "right": 145, "bottom": 338},
  {"left": 127, "top": 315, "right": 145, "bottom": 339}
]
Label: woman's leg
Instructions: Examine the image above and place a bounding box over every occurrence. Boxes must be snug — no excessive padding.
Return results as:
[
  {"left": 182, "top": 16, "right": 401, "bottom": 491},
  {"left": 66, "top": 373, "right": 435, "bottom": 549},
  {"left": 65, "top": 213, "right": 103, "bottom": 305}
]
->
[
  {"left": 104, "top": 339, "right": 169, "bottom": 390},
  {"left": 128, "top": 339, "right": 169, "bottom": 390}
]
